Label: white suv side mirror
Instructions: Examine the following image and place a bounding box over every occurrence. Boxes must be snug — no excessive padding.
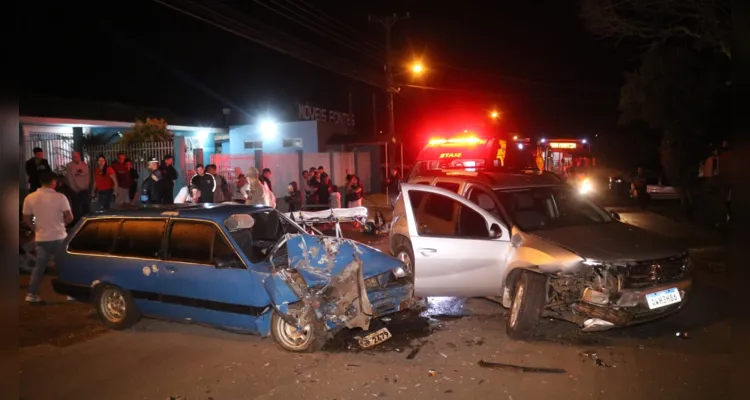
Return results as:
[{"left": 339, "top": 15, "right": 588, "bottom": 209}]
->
[{"left": 490, "top": 223, "right": 503, "bottom": 239}]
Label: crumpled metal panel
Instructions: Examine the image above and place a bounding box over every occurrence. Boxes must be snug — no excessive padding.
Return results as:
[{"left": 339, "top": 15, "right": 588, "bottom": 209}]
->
[
  {"left": 286, "top": 235, "right": 402, "bottom": 287},
  {"left": 269, "top": 234, "right": 408, "bottom": 331}
]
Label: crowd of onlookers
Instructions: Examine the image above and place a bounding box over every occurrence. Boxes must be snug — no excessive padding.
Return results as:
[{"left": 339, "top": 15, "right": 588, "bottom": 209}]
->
[
  {"left": 284, "top": 166, "right": 366, "bottom": 212},
  {"left": 24, "top": 147, "right": 180, "bottom": 224},
  {"left": 24, "top": 147, "right": 389, "bottom": 224}
]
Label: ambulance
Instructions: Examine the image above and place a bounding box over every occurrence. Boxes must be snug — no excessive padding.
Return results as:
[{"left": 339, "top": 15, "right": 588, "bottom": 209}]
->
[
  {"left": 409, "top": 134, "right": 541, "bottom": 181},
  {"left": 410, "top": 133, "right": 596, "bottom": 194}
]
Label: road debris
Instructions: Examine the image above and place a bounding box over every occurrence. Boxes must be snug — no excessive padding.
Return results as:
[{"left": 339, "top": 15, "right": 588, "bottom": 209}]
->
[
  {"left": 406, "top": 341, "right": 427, "bottom": 360},
  {"left": 477, "top": 360, "right": 566, "bottom": 374},
  {"left": 675, "top": 332, "right": 691, "bottom": 339},
  {"left": 581, "top": 350, "right": 614, "bottom": 367},
  {"left": 428, "top": 369, "right": 437, "bottom": 377}
]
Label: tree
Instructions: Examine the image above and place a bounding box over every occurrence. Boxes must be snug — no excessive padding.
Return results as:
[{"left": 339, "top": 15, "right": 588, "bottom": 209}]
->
[
  {"left": 617, "top": 43, "right": 729, "bottom": 213},
  {"left": 122, "top": 118, "right": 174, "bottom": 144},
  {"left": 580, "top": 0, "right": 730, "bottom": 212},
  {"left": 580, "top": 0, "right": 731, "bottom": 59}
]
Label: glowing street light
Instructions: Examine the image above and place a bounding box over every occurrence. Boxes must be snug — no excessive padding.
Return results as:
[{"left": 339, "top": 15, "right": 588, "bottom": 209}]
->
[
  {"left": 490, "top": 110, "right": 500, "bottom": 119},
  {"left": 411, "top": 63, "right": 424, "bottom": 74},
  {"left": 259, "top": 119, "right": 278, "bottom": 138}
]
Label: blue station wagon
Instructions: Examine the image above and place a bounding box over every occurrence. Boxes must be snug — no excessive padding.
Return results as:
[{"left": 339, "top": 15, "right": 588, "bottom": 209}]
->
[{"left": 52, "top": 204, "right": 414, "bottom": 352}]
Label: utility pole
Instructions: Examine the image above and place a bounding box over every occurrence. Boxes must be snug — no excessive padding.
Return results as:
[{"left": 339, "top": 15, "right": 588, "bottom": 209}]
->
[
  {"left": 369, "top": 12, "right": 409, "bottom": 171},
  {"left": 347, "top": 85, "right": 353, "bottom": 135}
]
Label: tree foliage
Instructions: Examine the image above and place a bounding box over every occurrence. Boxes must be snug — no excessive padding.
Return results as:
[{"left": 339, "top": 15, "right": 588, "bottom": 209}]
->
[
  {"left": 122, "top": 118, "right": 174, "bottom": 144},
  {"left": 580, "top": 0, "right": 731, "bottom": 59},
  {"left": 619, "top": 44, "right": 728, "bottom": 181}
]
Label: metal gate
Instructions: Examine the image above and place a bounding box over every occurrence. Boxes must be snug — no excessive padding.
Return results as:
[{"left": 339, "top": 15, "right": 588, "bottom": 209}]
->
[
  {"left": 24, "top": 132, "right": 74, "bottom": 175},
  {"left": 84, "top": 141, "right": 176, "bottom": 196}
]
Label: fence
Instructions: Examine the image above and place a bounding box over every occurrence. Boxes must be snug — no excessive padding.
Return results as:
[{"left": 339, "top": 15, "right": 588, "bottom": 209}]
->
[
  {"left": 211, "top": 150, "right": 375, "bottom": 200},
  {"left": 24, "top": 132, "right": 75, "bottom": 175},
  {"left": 83, "top": 140, "right": 178, "bottom": 198}
]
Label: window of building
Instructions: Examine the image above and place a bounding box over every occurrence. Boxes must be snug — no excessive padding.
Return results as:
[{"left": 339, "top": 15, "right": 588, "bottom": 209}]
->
[
  {"left": 112, "top": 219, "right": 166, "bottom": 259},
  {"left": 282, "top": 138, "right": 303, "bottom": 148},
  {"left": 244, "top": 141, "right": 263, "bottom": 150},
  {"left": 68, "top": 219, "right": 121, "bottom": 254}
]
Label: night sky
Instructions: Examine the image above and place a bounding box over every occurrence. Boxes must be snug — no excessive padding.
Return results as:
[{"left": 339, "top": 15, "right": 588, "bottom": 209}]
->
[{"left": 21, "top": 0, "right": 642, "bottom": 153}]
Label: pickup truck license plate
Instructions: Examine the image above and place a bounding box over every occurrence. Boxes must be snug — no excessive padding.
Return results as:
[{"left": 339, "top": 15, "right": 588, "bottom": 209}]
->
[
  {"left": 645, "top": 287, "right": 681, "bottom": 309},
  {"left": 357, "top": 328, "right": 392, "bottom": 348}
]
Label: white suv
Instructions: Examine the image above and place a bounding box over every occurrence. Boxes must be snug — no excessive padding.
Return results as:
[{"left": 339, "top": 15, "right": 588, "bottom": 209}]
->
[{"left": 389, "top": 172, "right": 692, "bottom": 339}]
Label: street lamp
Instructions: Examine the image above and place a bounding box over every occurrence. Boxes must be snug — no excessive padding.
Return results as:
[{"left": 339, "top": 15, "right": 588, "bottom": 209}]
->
[
  {"left": 411, "top": 63, "right": 424, "bottom": 74},
  {"left": 490, "top": 110, "right": 500, "bottom": 119}
]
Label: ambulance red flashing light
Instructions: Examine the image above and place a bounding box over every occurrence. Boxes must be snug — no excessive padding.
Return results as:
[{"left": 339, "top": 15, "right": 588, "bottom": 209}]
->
[{"left": 427, "top": 136, "right": 487, "bottom": 146}]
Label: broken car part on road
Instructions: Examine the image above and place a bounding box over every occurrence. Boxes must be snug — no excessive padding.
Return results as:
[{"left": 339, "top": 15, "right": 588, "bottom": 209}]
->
[{"left": 478, "top": 360, "right": 567, "bottom": 374}]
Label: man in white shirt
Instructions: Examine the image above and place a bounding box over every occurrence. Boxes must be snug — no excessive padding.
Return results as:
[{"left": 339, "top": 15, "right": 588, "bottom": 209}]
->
[{"left": 22, "top": 172, "right": 74, "bottom": 304}]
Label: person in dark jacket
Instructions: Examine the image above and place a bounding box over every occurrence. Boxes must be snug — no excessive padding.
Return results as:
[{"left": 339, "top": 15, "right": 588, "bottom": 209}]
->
[
  {"left": 317, "top": 174, "right": 332, "bottom": 207},
  {"left": 126, "top": 159, "right": 139, "bottom": 204},
  {"left": 385, "top": 168, "right": 401, "bottom": 206},
  {"left": 140, "top": 168, "right": 162, "bottom": 205},
  {"left": 261, "top": 168, "right": 273, "bottom": 193},
  {"left": 25, "top": 147, "right": 52, "bottom": 193},
  {"left": 191, "top": 164, "right": 216, "bottom": 203},
  {"left": 284, "top": 181, "right": 302, "bottom": 212},
  {"left": 157, "top": 154, "right": 178, "bottom": 204}
]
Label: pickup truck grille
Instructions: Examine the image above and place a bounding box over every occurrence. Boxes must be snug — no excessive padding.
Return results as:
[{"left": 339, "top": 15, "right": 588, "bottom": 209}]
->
[{"left": 620, "top": 255, "right": 687, "bottom": 289}]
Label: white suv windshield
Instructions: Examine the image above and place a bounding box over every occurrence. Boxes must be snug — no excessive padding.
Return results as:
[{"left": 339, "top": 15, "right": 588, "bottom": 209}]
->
[{"left": 494, "top": 186, "right": 612, "bottom": 231}]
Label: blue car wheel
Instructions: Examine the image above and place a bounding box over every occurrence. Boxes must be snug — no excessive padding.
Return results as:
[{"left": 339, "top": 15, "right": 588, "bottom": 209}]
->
[
  {"left": 95, "top": 285, "right": 141, "bottom": 330},
  {"left": 270, "top": 307, "right": 325, "bottom": 353}
]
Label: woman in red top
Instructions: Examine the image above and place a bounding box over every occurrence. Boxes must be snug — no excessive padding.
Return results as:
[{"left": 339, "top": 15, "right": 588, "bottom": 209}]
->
[{"left": 93, "top": 155, "right": 117, "bottom": 210}]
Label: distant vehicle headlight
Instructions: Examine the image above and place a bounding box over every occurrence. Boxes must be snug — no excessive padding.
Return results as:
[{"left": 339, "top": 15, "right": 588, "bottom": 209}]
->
[{"left": 579, "top": 178, "right": 593, "bottom": 194}]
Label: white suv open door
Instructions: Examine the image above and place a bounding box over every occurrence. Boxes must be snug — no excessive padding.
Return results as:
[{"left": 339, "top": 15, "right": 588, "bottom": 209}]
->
[{"left": 400, "top": 183, "right": 512, "bottom": 297}]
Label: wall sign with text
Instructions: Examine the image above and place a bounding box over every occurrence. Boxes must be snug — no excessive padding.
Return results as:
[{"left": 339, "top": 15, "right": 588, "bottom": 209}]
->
[{"left": 298, "top": 104, "right": 355, "bottom": 127}]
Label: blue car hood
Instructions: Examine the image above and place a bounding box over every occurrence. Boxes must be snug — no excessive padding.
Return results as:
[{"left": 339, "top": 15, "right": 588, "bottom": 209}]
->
[{"left": 286, "top": 234, "right": 402, "bottom": 287}]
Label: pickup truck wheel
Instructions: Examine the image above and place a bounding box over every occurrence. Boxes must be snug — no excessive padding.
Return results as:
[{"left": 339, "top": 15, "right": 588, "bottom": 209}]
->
[
  {"left": 506, "top": 271, "right": 546, "bottom": 340},
  {"left": 393, "top": 241, "right": 414, "bottom": 279},
  {"left": 271, "top": 308, "right": 325, "bottom": 353},
  {"left": 393, "top": 241, "right": 425, "bottom": 310},
  {"left": 95, "top": 285, "right": 140, "bottom": 330}
]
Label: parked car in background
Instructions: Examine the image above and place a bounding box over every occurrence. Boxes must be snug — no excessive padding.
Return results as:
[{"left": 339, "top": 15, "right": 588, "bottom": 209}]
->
[
  {"left": 389, "top": 172, "right": 693, "bottom": 339},
  {"left": 52, "top": 204, "right": 413, "bottom": 352},
  {"left": 643, "top": 176, "right": 679, "bottom": 201}
]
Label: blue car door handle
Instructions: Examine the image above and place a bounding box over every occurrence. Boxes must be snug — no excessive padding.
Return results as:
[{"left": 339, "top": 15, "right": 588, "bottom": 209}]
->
[{"left": 165, "top": 265, "right": 176, "bottom": 273}]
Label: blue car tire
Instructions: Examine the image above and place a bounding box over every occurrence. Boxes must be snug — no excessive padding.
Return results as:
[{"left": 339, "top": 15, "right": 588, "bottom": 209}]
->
[
  {"left": 95, "top": 285, "right": 141, "bottom": 330},
  {"left": 270, "top": 306, "right": 325, "bottom": 353}
]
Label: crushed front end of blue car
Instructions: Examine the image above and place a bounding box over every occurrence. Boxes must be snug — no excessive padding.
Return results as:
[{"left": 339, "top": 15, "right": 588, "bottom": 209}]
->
[{"left": 264, "top": 234, "right": 415, "bottom": 341}]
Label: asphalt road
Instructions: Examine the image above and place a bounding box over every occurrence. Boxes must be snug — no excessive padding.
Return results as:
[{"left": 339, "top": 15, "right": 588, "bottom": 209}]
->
[{"left": 19, "top": 206, "right": 730, "bottom": 400}]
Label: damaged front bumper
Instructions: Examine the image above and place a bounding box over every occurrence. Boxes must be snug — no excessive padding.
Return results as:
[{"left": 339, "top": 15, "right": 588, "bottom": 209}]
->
[
  {"left": 549, "top": 255, "right": 693, "bottom": 332},
  {"left": 570, "top": 278, "right": 692, "bottom": 332},
  {"left": 264, "top": 234, "right": 414, "bottom": 338}
]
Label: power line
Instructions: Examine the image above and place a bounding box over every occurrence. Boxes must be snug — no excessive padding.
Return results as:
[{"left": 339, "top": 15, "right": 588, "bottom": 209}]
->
[
  {"left": 285, "top": 0, "right": 384, "bottom": 54},
  {"left": 254, "top": 0, "right": 383, "bottom": 62},
  {"left": 154, "top": 0, "right": 385, "bottom": 89},
  {"left": 433, "top": 61, "right": 620, "bottom": 92}
]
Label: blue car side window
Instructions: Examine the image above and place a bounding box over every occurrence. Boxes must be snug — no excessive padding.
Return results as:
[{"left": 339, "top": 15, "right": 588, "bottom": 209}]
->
[
  {"left": 112, "top": 219, "right": 166, "bottom": 259},
  {"left": 68, "top": 219, "right": 120, "bottom": 254},
  {"left": 167, "top": 221, "right": 242, "bottom": 268}
]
